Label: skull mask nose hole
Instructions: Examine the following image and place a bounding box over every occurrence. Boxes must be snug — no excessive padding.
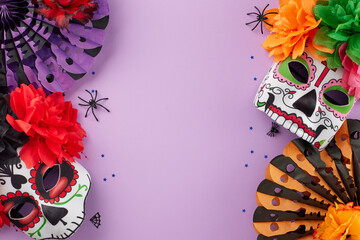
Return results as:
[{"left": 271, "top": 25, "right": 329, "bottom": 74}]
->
[
  {"left": 323, "top": 90, "right": 349, "bottom": 106},
  {"left": 42, "top": 165, "right": 60, "bottom": 191},
  {"left": 293, "top": 89, "right": 317, "bottom": 117},
  {"left": 42, "top": 205, "right": 68, "bottom": 226},
  {"left": 288, "top": 61, "right": 309, "bottom": 84}
]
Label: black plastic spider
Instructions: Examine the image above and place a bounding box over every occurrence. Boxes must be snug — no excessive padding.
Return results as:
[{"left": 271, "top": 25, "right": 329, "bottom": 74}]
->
[
  {"left": 246, "top": 4, "right": 278, "bottom": 34},
  {"left": 90, "top": 212, "right": 101, "bottom": 228},
  {"left": 78, "top": 90, "right": 110, "bottom": 122},
  {"left": 267, "top": 122, "right": 280, "bottom": 137}
]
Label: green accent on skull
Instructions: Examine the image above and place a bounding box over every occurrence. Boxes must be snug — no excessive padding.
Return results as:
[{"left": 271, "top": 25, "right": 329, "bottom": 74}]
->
[
  {"left": 278, "top": 56, "right": 310, "bottom": 85},
  {"left": 28, "top": 218, "right": 47, "bottom": 239},
  {"left": 256, "top": 101, "right": 266, "bottom": 108},
  {"left": 53, "top": 184, "right": 89, "bottom": 206},
  {"left": 322, "top": 85, "right": 354, "bottom": 114}
]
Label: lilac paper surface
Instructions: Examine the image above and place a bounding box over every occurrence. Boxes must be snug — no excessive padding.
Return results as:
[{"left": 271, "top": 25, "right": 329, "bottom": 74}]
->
[{"left": 2, "top": 0, "right": 360, "bottom": 239}]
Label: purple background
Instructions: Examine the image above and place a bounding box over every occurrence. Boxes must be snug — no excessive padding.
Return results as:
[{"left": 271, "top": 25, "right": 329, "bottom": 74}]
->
[{"left": 2, "top": 0, "right": 360, "bottom": 239}]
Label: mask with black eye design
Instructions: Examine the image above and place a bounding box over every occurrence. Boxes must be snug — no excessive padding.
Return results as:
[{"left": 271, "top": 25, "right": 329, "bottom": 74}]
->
[
  {"left": 254, "top": 50, "right": 356, "bottom": 150},
  {"left": 0, "top": 160, "right": 91, "bottom": 239}
]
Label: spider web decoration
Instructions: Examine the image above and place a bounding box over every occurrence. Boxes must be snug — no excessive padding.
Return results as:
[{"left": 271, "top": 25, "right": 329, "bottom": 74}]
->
[
  {"left": 246, "top": 4, "right": 277, "bottom": 34},
  {"left": 90, "top": 212, "right": 101, "bottom": 229},
  {"left": 267, "top": 122, "right": 280, "bottom": 137},
  {"left": 0, "top": 0, "right": 109, "bottom": 94},
  {"left": 78, "top": 90, "right": 110, "bottom": 121}
]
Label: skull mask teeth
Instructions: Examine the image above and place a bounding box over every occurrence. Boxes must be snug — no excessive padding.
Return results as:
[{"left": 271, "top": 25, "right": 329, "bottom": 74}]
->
[
  {"left": 254, "top": 51, "right": 356, "bottom": 150},
  {"left": 0, "top": 160, "right": 91, "bottom": 239}
]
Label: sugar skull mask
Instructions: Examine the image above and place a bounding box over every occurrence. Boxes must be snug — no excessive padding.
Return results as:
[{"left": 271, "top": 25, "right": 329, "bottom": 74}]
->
[
  {"left": 0, "top": 159, "right": 91, "bottom": 239},
  {"left": 254, "top": 51, "right": 356, "bottom": 150}
]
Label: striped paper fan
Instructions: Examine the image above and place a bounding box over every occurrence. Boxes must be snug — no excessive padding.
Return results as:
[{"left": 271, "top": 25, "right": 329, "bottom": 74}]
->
[{"left": 253, "top": 119, "right": 360, "bottom": 240}]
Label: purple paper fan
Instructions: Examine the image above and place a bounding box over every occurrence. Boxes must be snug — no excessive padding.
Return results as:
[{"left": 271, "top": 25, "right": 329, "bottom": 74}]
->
[{"left": 0, "top": 0, "right": 109, "bottom": 94}]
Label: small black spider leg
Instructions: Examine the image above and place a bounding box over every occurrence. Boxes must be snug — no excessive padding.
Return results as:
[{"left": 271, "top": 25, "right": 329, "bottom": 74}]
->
[
  {"left": 272, "top": 122, "right": 279, "bottom": 128},
  {"left": 247, "top": 12, "right": 259, "bottom": 16},
  {"left": 264, "top": 11, "right": 278, "bottom": 17},
  {"left": 79, "top": 103, "right": 90, "bottom": 107},
  {"left": 95, "top": 98, "right": 109, "bottom": 103},
  {"left": 94, "top": 90, "right": 98, "bottom": 101},
  {"left": 251, "top": 21, "right": 261, "bottom": 31},
  {"left": 85, "top": 90, "right": 95, "bottom": 101},
  {"left": 78, "top": 96, "right": 89, "bottom": 104},
  {"left": 261, "top": 19, "right": 264, "bottom": 34},
  {"left": 97, "top": 104, "right": 110, "bottom": 112},
  {"left": 246, "top": 19, "right": 260, "bottom": 26},
  {"left": 261, "top": 4, "right": 270, "bottom": 16},
  {"left": 267, "top": 131, "right": 275, "bottom": 137},
  {"left": 254, "top": 6, "right": 262, "bottom": 15},
  {"left": 91, "top": 107, "right": 99, "bottom": 122},
  {"left": 263, "top": 11, "right": 278, "bottom": 27},
  {"left": 85, "top": 107, "right": 91, "bottom": 118},
  {"left": 263, "top": 20, "right": 273, "bottom": 28}
]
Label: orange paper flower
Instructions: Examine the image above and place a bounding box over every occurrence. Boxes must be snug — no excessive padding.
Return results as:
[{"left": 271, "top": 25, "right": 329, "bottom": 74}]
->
[
  {"left": 262, "top": 0, "right": 323, "bottom": 62},
  {"left": 6, "top": 84, "right": 86, "bottom": 168},
  {"left": 314, "top": 203, "right": 360, "bottom": 240}
]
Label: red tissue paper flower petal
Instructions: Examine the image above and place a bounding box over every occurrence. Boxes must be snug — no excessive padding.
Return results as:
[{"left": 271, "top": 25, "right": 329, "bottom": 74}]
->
[
  {"left": 33, "top": 0, "right": 99, "bottom": 30},
  {"left": 0, "top": 204, "right": 10, "bottom": 228},
  {"left": 6, "top": 84, "right": 86, "bottom": 168}
]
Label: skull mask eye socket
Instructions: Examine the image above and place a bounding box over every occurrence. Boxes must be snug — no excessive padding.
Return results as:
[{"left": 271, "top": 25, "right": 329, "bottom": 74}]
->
[
  {"left": 321, "top": 85, "right": 355, "bottom": 115},
  {"left": 323, "top": 89, "right": 349, "bottom": 106},
  {"left": 42, "top": 165, "right": 60, "bottom": 192},
  {"left": 29, "top": 161, "right": 79, "bottom": 204},
  {"left": 278, "top": 57, "right": 311, "bottom": 85},
  {"left": 0, "top": 192, "right": 41, "bottom": 231},
  {"left": 288, "top": 61, "right": 309, "bottom": 84},
  {"left": 10, "top": 202, "right": 35, "bottom": 220},
  {"left": 274, "top": 53, "right": 316, "bottom": 90}
]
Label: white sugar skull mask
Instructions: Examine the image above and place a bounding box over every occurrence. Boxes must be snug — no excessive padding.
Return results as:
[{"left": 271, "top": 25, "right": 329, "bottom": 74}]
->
[
  {"left": 0, "top": 160, "right": 91, "bottom": 239},
  {"left": 254, "top": 51, "right": 356, "bottom": 150}
]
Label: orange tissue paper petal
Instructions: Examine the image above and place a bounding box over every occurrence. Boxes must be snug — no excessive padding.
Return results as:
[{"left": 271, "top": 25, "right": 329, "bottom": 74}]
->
[{"left": 262, "top": 0, "right": 321, "bottom": 62}]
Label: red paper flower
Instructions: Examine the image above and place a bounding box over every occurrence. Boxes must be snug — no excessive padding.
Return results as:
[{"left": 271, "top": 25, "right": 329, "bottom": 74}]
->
[
  {"left": 0, "top": 203, "right": 10, "bottom": 228},
  {"left": 32, "top": 0, "right": 98, "bottom": 30},
  {"left": 6, "top": 84, "right": 86, "bottom": 168}
]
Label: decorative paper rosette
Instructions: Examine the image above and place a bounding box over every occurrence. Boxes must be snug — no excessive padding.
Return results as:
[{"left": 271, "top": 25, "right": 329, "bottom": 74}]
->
[
  {"left": 253, "top": 119, "right": 360, "bottom": 240},
  {"left": 0, "top": 0, "right": 109, "bottom": 94}
]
